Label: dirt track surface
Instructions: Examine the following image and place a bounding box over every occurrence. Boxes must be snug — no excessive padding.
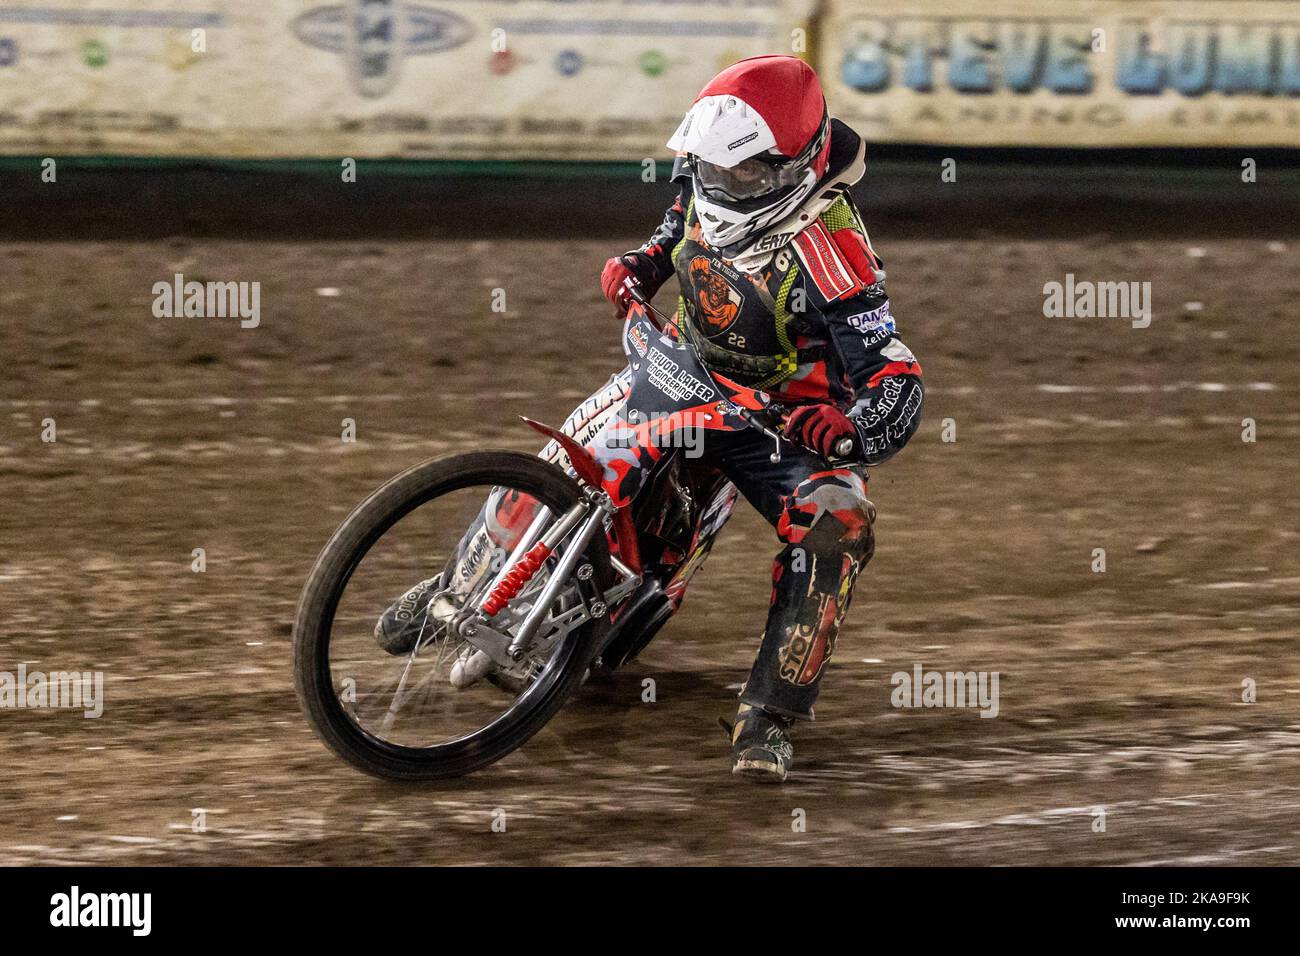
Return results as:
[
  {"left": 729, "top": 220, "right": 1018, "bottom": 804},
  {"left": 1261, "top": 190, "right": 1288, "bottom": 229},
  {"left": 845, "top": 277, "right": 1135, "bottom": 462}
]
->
[{"left": 2, "top": 231, "right": 1298, "bottom": 865}]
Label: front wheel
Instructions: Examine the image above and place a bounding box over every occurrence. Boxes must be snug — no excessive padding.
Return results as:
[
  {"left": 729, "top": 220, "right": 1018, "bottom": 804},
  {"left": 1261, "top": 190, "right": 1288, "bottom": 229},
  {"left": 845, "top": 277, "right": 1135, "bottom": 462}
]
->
[{"left": 293, "top": 451, "right": 612, "bottom": 780}]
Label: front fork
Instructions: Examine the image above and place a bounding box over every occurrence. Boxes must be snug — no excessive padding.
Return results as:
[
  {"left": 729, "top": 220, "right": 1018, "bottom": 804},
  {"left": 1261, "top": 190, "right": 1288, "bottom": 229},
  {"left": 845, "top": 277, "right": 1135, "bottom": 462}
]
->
[{"left": 458, "top": 487, "right": 626, "bottom": 665}]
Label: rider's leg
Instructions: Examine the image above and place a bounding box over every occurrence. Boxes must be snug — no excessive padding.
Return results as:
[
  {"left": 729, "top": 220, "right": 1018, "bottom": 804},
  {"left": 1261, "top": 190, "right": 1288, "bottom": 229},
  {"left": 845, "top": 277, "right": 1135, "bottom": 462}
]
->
[
  {"left": 710, "top": 431, "right": 876, "bottom": 779},
  {"left": 747, "top": 466, "right": 875, "bottom": 716}
]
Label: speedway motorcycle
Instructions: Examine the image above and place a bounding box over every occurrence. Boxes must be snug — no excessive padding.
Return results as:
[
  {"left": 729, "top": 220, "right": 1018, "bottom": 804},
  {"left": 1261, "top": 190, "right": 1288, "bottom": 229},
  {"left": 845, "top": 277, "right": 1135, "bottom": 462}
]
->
[{"left": 292, "top": 288, "right": 853, "bottom": 779}]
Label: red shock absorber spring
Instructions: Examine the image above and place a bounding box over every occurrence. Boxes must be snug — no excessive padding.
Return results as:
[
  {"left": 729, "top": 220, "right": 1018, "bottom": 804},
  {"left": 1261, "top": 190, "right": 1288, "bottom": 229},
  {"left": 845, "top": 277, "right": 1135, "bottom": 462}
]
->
[{"left": 480, "top": 542, "right": 553, "bottom": 617}]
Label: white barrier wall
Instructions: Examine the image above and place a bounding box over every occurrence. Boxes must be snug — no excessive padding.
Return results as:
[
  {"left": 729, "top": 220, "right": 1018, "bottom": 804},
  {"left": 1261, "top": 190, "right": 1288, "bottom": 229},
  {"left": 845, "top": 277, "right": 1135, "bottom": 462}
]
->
[
  {"left": 0, "top": 0, "right": 1296, "bottom": 157},
  {"left": 0, "top": 0, "right": 811, "bottom": 158}
]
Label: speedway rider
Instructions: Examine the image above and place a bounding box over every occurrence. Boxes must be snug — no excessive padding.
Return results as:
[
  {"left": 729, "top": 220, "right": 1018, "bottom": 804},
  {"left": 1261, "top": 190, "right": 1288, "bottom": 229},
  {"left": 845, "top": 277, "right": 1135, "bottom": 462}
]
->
[{"left": 380, "top": 55, "right": 924, "bottom": 782}]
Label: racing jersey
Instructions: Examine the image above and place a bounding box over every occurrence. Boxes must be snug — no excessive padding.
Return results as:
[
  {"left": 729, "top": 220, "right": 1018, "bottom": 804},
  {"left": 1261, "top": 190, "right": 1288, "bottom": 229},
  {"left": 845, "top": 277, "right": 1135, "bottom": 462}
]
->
[{"left": 624, "top": 126, "right": 925, "bottom": 465}]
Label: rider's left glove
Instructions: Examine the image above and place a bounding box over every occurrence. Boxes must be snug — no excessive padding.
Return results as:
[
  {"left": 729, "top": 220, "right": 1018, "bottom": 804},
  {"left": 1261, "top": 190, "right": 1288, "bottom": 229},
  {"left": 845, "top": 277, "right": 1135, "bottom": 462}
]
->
[
  {"left": 601, "top": 254, "right": 663, "bottom": 318},
  {"left": 784, "top": 404, "right": 858, "bottom": 460}
]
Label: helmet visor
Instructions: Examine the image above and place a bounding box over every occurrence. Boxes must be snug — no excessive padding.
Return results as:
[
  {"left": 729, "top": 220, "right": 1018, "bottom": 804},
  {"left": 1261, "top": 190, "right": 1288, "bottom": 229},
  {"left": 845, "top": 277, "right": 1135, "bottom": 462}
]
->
[{"left": 693, "top": 155, "right": 806, "bottom": 204}]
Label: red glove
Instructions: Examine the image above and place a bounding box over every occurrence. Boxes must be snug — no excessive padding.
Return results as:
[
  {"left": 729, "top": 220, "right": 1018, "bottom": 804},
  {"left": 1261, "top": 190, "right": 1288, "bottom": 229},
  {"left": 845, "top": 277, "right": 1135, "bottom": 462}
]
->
[
  {"left": 601, "top": 255, "right": 651, "bottom": 317},
  {"left": 784, "top": 404, "right": 857, "bottom": 459}
]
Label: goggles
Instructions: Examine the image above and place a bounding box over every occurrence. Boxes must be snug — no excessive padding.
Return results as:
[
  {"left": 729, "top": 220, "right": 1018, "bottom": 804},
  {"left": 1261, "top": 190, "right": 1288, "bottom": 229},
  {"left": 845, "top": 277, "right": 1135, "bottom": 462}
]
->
[{"left": 692, "top": 154, "right": 807, "bottom": 203}]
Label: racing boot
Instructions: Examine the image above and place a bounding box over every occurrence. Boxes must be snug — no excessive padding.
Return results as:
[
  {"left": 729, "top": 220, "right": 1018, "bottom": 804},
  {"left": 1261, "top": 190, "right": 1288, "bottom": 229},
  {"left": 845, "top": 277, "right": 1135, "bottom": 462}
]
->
[
  {"left": 373, "top": 575, "right": 443, "bottom": 656},
  {"left": 729, "top": 702, "right": 795, "bottom": 783}
]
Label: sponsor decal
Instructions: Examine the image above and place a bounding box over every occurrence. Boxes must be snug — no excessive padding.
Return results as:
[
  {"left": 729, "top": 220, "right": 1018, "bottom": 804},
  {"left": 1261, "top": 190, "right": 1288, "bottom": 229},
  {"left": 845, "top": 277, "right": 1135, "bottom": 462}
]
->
[
  {"left": 292, "top": 1, "right": 473, "bottom": 98},
  {"left": 859, "top": 326, "right": 894, "bottom": 349},
  {"left": 543, "top": 378, "right": 628, "bottom": 470},
  {"left": 847, "top": 302, "right": 896, "bottom": 347},
  {"left": 687, "top": 256, "right": 743, "bottom": 334},
  {"left": 779, "top": 621, "right": 819, "bottom": 683},
  {"left": 778, "top": 558, "right": 856, "bottom": 684},
  {"left": 392, "top": 581, "right": 429, "bottom": 622},
  {"left": 645, "top": 347, "right": 716, "bottom": 403},
  {"left": 855, "top": 374, "right": 923, "bottom": 458},
  {"left": 753, "top": 231, "right": 792, "bottom": 253},
  {"left": 846, "top": 302, "right": 895, "bottom": 334},
  {"left": 456, "top": 527, "right": 494, "bottom": 586},
  {"left": 627, "top": 323, "right": 649, "bottom": 358},
  {"left": 727, "top": 130, "right": 759, "bottom": 150},
  {"left": 794, "top": 220, "right": 859, "bottom": 300}
]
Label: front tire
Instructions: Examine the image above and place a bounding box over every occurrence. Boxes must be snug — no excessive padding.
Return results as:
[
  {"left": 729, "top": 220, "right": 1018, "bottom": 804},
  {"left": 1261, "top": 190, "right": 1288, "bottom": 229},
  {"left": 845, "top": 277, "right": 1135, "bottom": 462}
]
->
[{"left": 293, "top": 451, "right": 611, "bottom": 780}]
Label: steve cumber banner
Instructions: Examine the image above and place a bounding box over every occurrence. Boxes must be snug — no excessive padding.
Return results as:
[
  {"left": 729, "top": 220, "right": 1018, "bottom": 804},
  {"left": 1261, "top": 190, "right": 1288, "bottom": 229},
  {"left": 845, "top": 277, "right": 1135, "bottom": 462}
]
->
[
  {"left": 0, "top": 0, "right": 1296, "bottom": 159},
  {"left": 822, "top": 0, "right": 1300, "bottom": 147}
]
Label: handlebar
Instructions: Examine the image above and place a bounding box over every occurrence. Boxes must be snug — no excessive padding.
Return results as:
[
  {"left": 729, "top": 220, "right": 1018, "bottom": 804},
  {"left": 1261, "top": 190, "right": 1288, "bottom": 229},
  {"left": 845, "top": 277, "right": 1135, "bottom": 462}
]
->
[{"left": 624, "top": 280, "right": 669, "bottom": 329}]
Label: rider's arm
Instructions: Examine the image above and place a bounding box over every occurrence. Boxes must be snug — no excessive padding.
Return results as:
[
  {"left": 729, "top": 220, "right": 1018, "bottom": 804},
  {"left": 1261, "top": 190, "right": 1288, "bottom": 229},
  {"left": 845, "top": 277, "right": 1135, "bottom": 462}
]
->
[
  {"left": 791, "top": 202, "right": 924, "bottom": 466},
  {"left": 824, "top": 289, "right": 925, "bottom": 466}
]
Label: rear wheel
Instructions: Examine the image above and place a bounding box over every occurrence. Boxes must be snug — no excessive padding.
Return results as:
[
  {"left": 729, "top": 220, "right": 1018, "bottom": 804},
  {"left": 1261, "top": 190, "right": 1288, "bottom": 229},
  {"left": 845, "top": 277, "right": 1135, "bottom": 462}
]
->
[{"left": 293, "top": 451, "right": 612, "bottom": 780}]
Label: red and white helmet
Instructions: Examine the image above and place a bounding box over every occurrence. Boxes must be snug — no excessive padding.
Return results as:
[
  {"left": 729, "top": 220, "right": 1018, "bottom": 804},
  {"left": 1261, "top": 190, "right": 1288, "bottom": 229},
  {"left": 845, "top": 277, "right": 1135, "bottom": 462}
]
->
[{"left": 668, "top": 55, "right": 832, "bottom": 249}]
